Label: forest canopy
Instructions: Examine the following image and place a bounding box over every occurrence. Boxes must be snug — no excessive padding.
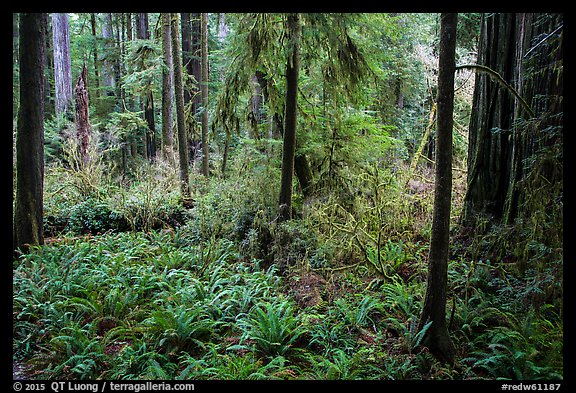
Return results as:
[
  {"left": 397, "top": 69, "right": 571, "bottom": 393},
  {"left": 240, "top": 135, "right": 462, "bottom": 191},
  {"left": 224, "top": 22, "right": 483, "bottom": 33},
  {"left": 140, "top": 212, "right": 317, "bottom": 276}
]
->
[{"left": 12, "top": 12, "right": 562, "bottom": 382}]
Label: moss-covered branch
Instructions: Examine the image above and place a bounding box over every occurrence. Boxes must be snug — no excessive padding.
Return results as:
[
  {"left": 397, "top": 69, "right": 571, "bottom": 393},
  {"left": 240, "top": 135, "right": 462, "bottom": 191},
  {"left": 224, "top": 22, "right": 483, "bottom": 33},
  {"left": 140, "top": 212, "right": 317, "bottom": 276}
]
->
[{"left": 456, "top": 64, "right": 535, "bottom": 118}]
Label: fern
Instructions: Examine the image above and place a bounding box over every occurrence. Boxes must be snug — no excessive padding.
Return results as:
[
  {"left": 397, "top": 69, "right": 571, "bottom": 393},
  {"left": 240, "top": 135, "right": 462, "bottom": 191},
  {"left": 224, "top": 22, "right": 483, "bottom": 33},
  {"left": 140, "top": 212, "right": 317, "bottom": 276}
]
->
[{"left": 238, "top": 301, "right": 304, "bottom": 358}]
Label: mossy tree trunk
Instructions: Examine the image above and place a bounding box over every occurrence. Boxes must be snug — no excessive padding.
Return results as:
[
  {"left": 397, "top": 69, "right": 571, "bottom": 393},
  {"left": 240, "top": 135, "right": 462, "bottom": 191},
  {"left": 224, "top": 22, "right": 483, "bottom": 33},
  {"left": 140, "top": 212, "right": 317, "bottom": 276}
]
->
[
  {"left": 200, "top": 12, "right": 209, "bottom": 177},
  {"left": 161, "top": 13, "right": 174, "bottom": 163},
  {"left": 418, "top": 13, "right": 457, "bottom": 364},
  {"left": 278, "top": 13, "right": 301, "bottom": 222},
  {"left": 14, "top": 13, "right": 47, "bottom": 253},
  {"left": 171, "top": 13, "right": 191, "bottom": 199}
]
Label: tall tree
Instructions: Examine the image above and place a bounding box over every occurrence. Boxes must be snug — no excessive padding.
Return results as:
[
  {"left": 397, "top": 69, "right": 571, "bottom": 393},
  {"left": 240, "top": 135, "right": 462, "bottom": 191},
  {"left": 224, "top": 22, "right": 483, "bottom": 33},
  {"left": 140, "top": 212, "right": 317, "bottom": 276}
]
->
[
  {"left": 14, "top": 13, "right": 47, "bottom": 253},
  {"left": 100, "top": 13, "right": 116, "bottom": 96},
  {"left": 74, "top": 63, "right": 91, "bottom": 166},
  {"left": 89, "top": 13, "right": 101, "bottom": 101},
  {"left": 200, "top": 12, "right": 209, "bottom": 177},
  {"left": 161, "top": 13, "right": 174, "bottom": 162},
  {"left": 171, "top": 13, "right": 191, "bottom": 198},
  {"left": 278, "top": 13, "right": 301, "bottom": 222},
  {"left": 51, "top": 13, "right": 73, "bottom": 119},
  {"left": 463, "top": 13, "right": 563, "bottom": 226},
  {"left": 417, "top": 13, "right": 457, "bottom": 363},
  {"left": 135, "top": 12, "right": 156, "bottom": 160},
  {"left": 181, "top": 13, "right": 202, "bottom": 165}
]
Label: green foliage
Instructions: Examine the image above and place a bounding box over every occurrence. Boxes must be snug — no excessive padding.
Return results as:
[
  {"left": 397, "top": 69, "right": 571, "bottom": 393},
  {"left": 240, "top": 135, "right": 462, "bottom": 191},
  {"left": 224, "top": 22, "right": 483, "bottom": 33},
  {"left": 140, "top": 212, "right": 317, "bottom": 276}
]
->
[
  {"left": 236, "top": 300, "right": 304, "bottom": 358},
  {"left": 13, "top": 12, "right": 561, "bottom": 382}
]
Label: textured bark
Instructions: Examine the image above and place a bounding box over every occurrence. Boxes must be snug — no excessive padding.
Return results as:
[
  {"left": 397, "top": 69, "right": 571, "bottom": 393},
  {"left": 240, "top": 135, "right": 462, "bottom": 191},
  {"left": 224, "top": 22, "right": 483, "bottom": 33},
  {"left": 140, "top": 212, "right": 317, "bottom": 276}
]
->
[
  {"left": 418, "top": 13, "right": 457, "bottom": 364},
  {"left": 463, "top": 13, "right": 563, "bottom": 225},
  {"left": 278, "top": 13, "right": 301, "bottom": 222},
  {"left": 51, "top": 13, "right": 73, "bottom": 119},
  {"left": 89, "top": 14, "right": 101, "bottom": 100},
  {"left": 161, "top": 13, "right": 174, "bottom": 161},
  {"left": 100, "top": 13, "right": 116, "bottom": 96},
  {"left": 182, "top": 13, "right": 202, "bottom": 166},
  {"left": 200, "top": 13, "right": 209, "bottom": 177},
  {"left": 171, "top": 13, "right": 191, "bottom": 198},
  {"left": 74, "top": 64, "right": 91, "bottom": 166},
  {"left": 14, "top": 13, "right": 46, "bottom": 252}
]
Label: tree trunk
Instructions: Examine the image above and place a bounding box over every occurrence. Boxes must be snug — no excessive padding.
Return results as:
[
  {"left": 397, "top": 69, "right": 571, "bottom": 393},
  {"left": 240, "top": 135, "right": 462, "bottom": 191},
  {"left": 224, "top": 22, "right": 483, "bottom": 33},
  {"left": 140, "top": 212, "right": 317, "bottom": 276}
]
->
[
  {"left": 43, "top": 13, "right": 54, "bottom": 118},
  {"left": 418, "top": 13, "right": 457, "bottom": 364},
  {"left": 463, "top": 13, "right": 563, "bottom": 227},
  {"left": 171, "top": 13, "right": 191, "bottom": 198},
  {"left": 135, "top": 13, "right": 156, "bottom": 160},
  {"left": 255, "top": 69, "right": 314, "bottom": 198},
  {"left": 161, "top": 13, "right": 174, "bottom": 162},
  {"left": 278, "top": 13, "right": 301, "bottom": 222},
  {"left": 200, "top": 12, "right": 209, "bottom": 177},
  {"left": 89, "top": 13, "right": 101, "bottom": 101},
  {"left": 51, "top": 13, "right": 73, "bottom": 120},
  {"left": 14, "top": 12, "right": 47, "bottom": 253},
  {"left": 74, "top": 64, "right": 91, "bottom": 167},
  {"left": 182, "top": 13, "right": 202, "bottom": 166},
  {"left": 100, "top": 13, "right": 116, "bottom": 97}
]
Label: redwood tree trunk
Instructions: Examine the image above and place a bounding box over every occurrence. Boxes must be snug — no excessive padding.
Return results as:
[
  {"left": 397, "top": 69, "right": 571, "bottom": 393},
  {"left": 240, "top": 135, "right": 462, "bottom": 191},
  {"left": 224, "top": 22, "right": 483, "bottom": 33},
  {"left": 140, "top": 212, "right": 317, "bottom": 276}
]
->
[
  {"left": 418, "top": 13, "right": 457, "bottom": 363},
  {"left": 14, "top": 12, "right": 47, "bottom": 252},
  {"left": 51, "top": 13, "right": 73, "bottom": 119}
]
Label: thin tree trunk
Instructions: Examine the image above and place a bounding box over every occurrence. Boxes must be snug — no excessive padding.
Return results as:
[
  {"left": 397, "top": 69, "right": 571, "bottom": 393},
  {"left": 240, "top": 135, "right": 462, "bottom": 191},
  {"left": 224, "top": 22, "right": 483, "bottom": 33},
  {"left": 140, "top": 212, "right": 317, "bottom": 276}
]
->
[
  {"left": 200, "top": 12, "right": 209, "bottom": 177},
  {"left": 161, "top": 13, "right": 174, "bottom": 163},
  {"left": 171, "top": 13, "right": 191, "bottom": 198},
  {"left": 256, "top": 69, "right": 314, "bottom": 198},
  {"left": 418, "top": 12, "right": 457, "bottom": 364},
  {"left": 278, "top": 13, "right": 301, "bottom": 222},
  {"left": 125, "top": 13, "right": 138, "bottom": 156},
  {"left": 90, "top": 13, "right": 101, "bottom": 100},
  {"left": 14, "top": 12, "right": 47, "bottom": 253},
  {"left": 135, "top": 13, "right": 156, "bottom": 160},
  {"left": 74, "top": 63, "right": 91, "bottom": 167}
]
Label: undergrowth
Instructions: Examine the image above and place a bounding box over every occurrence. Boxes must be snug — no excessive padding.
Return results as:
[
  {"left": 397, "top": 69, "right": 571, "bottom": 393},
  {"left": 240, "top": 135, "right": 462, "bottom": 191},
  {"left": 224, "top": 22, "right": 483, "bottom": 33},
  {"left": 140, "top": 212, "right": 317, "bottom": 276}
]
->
[{"left": 13, "top": 147, "right": 562, "bottom": 381}]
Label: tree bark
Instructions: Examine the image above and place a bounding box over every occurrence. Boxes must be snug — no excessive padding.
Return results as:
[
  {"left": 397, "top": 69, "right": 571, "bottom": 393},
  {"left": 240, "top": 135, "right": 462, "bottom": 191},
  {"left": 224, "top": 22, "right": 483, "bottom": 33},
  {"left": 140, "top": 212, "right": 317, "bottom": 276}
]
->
[
  {"left": 135, "top": 13, "right": 156, "bottom": 160},
  {"left": 14, "top": 13, "right": 46, "bottom": 253},
  {"left": 161, "top": 13, "right": 174, "bottom": 162},
  {"left": 89, "top": 13, "right": 101, "bottom": 101},
  {"left": 200, "top": 12, "right": 209, "bottom": 177},
  {"left": 171, "top": 13, "right": 191, "bottom": 198},
  {"left": 278, "top": 13, "right": 301, "bottom": 222},
  {"left": 74, "top": 63, "right": 91, "bottom": 167},
  {"left": 51, "top": 13, "right": 73, "bottom": 120},
  {"left": 255, "top": 69, "right": 314, "bottom": 198},
  {"left": 182, "top": 13, "right": 202, "bottom": 166},
  {"left": 100, "top": 13, "right": 116, "bottom": 97},
  {"left": 463, "top": 13, "right": 563, "bottom": 226},
  {"left": 418, "top": 13, "right": 457, "bottom": 364}
]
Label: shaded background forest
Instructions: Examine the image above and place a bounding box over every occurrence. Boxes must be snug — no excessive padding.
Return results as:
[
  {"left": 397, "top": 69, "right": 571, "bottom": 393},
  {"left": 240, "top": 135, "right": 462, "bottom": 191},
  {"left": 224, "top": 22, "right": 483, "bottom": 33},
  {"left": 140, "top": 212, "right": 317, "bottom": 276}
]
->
[{"left": 12, "top": 13, "right": 563, "bottom": 380}]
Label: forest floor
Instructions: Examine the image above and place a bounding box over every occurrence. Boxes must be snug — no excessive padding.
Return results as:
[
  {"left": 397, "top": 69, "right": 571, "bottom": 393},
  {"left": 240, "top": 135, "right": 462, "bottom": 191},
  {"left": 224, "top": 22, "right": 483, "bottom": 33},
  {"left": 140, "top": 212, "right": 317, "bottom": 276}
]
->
[{"left": 12, "top": 160, "right": 563, "bottom": 381}]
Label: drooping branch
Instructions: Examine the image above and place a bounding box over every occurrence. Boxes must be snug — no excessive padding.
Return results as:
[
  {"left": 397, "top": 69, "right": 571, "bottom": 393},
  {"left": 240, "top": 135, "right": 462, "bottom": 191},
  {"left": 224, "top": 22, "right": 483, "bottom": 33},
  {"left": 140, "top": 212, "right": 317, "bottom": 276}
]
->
[{"left": 456, "top": 63, "right": 535, "bottom": 118}]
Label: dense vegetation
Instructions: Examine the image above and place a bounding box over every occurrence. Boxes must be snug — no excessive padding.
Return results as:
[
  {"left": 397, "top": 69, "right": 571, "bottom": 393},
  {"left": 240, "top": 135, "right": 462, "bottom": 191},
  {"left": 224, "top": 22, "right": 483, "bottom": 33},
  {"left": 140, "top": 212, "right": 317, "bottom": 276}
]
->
[{"left": 13, "top": 12, "right": 563, "bottom": 381}]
